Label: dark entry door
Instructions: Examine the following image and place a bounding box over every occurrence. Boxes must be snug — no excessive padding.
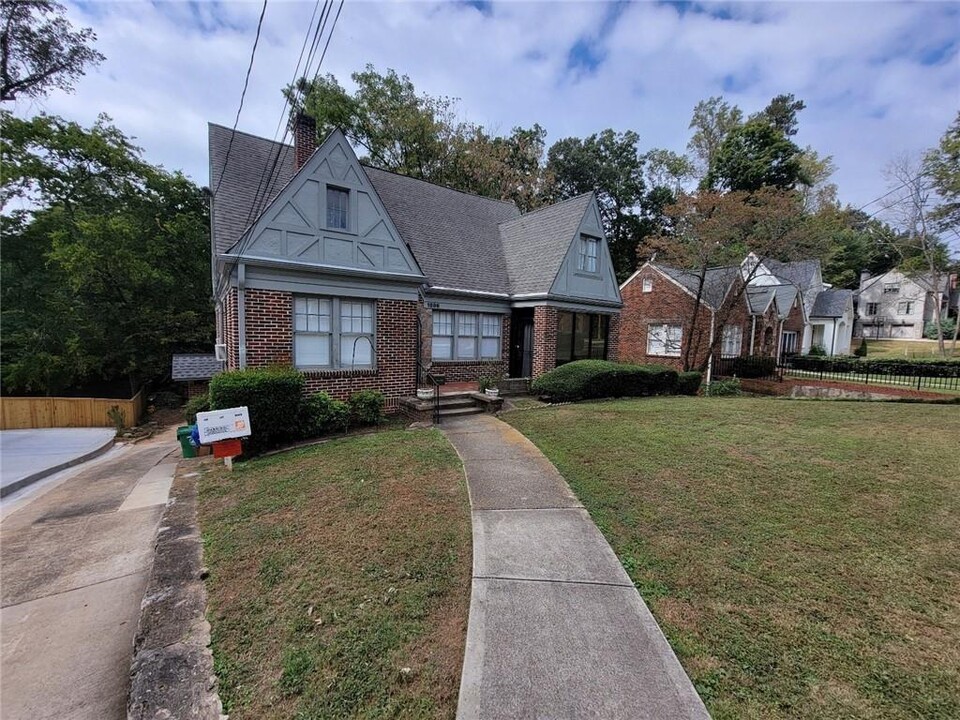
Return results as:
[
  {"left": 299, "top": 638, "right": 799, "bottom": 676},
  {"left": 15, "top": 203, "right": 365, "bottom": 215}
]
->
[{"left": 510, "top": 309, "right": 534, "bottom": 378}]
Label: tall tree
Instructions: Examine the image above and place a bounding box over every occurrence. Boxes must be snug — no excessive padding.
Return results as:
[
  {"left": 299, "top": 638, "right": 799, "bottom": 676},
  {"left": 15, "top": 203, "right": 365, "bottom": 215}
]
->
[
  {"left": 547, "top": 129, "right": 646, "bottom": 281},
  {"left": 687, "top": 96, "right": 743, "bottom": 179},
  {"left": 0, "top": 0, "right": 104, "bottom": 101},
  {"left": 752, "top": 93, "right": 806, "bottom": 136},
  {"left": 705, "top": 117, "right": 809, "bottom": 193},
  {"left": 925, "top": 110, "right": 960, "bottom": 238},
  {"left": 1, "top": 111, "right": 211, "bottom": 394}
]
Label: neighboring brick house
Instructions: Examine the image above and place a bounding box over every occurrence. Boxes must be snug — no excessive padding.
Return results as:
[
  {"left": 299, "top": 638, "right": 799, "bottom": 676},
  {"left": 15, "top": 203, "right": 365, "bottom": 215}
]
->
[
  {"left": 619, "top": 253, "right": 841, "bottom": 375},
  {"left": 208, "top": 118, "right": 622, "bottom": 411}
]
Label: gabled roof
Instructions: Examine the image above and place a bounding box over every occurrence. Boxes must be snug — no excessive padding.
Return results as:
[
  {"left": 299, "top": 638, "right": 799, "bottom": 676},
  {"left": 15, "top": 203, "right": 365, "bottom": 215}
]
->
[
  {"left": 172, "top": 354, "right": 223, "bottom": 381},
  {"left": 363, "top": 166, "right": 519, "bottom": 295},
  {"left": 746, "top": 286, "right": 776, "bottom": 315},
  {"left": 811, "top": 288, "right": 852, "bottom": 318},
  {"left": 772, "top": 284, "right": 799, "bottom": 319},
  {"left": 654, "top": 264, "right": 741, "bottom": 310},
  {"left": 209, "top": 124, "right": 294, "bottom": 255},
  {"left": 764, "top": 257, "right": 821, "bottom": 290},
  {"left": 500, "top": 193, "right": 594, "bottom": 296}
]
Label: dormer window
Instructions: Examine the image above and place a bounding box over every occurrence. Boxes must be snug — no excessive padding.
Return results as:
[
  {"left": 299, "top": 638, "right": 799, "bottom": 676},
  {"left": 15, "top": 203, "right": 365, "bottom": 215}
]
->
[
  {"left": 326, "top": 186, "right": 349, "bottom": 230},
  {"left": 883, "top": 283, "right": 900, "bottom": 294},
  {"left": 578, "top": 236, "right": 599, "bottom": 272}
]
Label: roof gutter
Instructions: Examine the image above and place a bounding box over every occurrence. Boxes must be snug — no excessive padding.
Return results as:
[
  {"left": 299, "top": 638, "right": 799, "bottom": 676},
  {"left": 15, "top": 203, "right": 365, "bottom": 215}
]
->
[{"left": 219, "top": 254, "right": 427, "bottom": 285}]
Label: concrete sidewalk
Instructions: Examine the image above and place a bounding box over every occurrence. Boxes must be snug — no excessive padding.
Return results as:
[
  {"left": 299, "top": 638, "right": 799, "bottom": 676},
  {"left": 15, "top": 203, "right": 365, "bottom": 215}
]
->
[
  {"left": 442, "top": 415, "right": 709, "bottom": 720},
  {"left": 1, "top": 428, "right": 115, "bottom": 497}
]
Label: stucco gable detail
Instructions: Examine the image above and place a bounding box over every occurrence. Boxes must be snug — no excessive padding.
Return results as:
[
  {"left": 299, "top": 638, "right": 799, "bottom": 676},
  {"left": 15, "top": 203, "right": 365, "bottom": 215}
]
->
[{"left": 549, "top": 199, "right": 621, "bottom": 304}]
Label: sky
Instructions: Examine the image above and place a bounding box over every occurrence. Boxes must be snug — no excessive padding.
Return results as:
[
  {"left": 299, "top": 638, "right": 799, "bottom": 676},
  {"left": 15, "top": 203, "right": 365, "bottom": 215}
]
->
[{"left": 17, "top": 0, "right": 960, "bottom": 221}]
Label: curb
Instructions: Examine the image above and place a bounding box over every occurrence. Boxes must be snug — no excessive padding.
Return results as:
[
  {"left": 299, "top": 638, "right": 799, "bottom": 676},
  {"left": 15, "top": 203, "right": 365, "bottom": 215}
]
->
[{"left": 0, "top": 435, "right": 115, "bottom": 498}]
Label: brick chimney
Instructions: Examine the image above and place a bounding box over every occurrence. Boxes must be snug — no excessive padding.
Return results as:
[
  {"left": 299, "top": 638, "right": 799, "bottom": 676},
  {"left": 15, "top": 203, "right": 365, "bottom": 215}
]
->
[{"left": 292, "top": 112, "right": 317, "bottom": 170}]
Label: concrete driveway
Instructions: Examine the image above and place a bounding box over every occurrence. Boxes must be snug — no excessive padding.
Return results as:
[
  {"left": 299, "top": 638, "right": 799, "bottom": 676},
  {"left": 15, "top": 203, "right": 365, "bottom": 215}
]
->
[
  {"left": 1, "top": 428, "right": 115, "bottom": 497},
  {"left": 1, "top": 429, "right": 179, "bottom": 720}
]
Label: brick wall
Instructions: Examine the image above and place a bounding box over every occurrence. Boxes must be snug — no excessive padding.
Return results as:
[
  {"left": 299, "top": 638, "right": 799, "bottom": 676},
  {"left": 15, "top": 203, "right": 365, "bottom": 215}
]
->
[
  {"left": 607, "top": 313, "right": 621, "bottom": 362},
  {"left": 532, "top": 305, "right": 558, "bottom": 377},
  {"left": 244, "top": 289, "right": 294, "bottom": 367}
]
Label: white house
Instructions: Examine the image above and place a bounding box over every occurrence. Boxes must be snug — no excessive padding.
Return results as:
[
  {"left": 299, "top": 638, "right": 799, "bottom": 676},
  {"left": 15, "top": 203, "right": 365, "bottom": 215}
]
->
[{"left": 857, "top": 269, "right": 950, "bottom": 340}]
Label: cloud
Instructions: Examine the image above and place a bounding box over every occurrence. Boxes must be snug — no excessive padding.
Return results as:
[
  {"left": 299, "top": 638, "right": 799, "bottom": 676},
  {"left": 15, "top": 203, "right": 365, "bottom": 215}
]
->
[{"left": 16, "top": 0, "right": 959, "bottom": 233}]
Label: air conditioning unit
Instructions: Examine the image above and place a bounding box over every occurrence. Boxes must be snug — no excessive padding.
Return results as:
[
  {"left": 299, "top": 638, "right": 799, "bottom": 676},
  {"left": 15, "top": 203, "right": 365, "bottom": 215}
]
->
[{"left": 214, "top": 343, "right": 227, "bottom": 362}]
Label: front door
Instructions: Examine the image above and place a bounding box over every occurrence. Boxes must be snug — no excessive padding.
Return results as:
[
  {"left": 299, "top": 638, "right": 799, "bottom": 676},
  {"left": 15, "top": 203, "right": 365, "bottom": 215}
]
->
[{"left": 510, "top": 309, "right": 534, "bottom": 378}]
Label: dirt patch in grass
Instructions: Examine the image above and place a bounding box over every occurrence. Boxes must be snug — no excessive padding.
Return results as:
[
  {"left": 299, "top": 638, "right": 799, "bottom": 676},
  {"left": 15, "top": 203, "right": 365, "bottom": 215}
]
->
[
  {"left": 197, "top": 429, "right": 472, "bottom": 719},
  {"left": 506, "top": 397, "right": 960, "bottom": 720}
]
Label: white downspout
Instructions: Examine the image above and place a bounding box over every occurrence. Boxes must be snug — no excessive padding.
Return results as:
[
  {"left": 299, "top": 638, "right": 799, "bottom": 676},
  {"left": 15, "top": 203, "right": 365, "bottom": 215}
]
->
[
  {"left": 830, "top": 319, "right": 837, "bottom": 356},
  {"left": 776, "top": 319, "right": 784, "bottom": 362},
  {"left": 238, "top": 262, "right": 247, "bottom": 369},
  {"left": 705, "top": 310, "right": 715, "bottom": 391},
  {"left": 749, "top": 315, "right": 757, "bottom": 355}
]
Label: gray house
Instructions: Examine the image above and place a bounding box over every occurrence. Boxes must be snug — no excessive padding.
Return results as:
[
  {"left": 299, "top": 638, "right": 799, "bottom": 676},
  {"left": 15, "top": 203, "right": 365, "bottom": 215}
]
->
[
  {"left": 857, "top": 268, "right": 951, "bottom": 340},
  {"left": 209, "top": 116, "right": 622, "bottom": 410}
]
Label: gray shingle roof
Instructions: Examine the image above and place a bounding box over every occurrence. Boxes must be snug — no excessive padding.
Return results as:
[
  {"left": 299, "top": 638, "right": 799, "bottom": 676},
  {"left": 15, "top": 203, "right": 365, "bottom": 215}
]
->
[
  {"left": 765, "top": 258, "right": 821, "bottom": 290},
  {"left": 746, "top": 286, "right": 775, "bottom": 315},
  {"left": 172, "top": 354, "right": 223, "bottom": 381},
  {"left": 811, "top": 288, "right": 852, "bottom": 318},
  {"left": 209, "top": 123, "right": 295, "bottom": 255},
  {"left": 363, "top": 166, "right": 519, "bottom": 295},
  {"left": 772, "top": 284, "right": 799, "bottom": 319},
  {"left": 655, "top": 264, "right": 741, "bottom": 310},
  {"left": 500, "top": 193, "right": 594, "bottom": 295}
]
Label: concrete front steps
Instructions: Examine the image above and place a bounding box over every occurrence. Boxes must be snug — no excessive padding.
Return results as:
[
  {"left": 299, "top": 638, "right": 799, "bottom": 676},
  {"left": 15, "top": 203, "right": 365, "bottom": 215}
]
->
[{"left": 399, "top": 391, "right": 503, "bottom": 424}]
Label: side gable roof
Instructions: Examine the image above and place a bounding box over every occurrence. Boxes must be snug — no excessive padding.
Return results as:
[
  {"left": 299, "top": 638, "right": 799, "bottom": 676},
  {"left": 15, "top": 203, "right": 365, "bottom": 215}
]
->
[
  {"left": 364, "top": 166, "right": 519, "bottom": 295},
  {"left": 655, "top": 264, "right": 741, "bottom": 310},
  {"left": 500, "top": 193, "right": 594, "bottom": 296},
  {"left": 764, "top": 257, "right": 821, "bottom": 290},
  {"left": 172, "top": 354, "right": 223, "bottom": 381},
  {"left": 811, "top": 288, "right": 853, "bottom": 318},
  {"left": 209, "top": 124, "right": 294, "bottom": 255}
]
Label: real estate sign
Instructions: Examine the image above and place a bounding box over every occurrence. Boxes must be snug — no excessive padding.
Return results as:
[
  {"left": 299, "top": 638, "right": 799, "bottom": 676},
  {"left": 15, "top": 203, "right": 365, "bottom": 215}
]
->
[{"left": 196, "top": 406, "right": 252, "bottom": 445}]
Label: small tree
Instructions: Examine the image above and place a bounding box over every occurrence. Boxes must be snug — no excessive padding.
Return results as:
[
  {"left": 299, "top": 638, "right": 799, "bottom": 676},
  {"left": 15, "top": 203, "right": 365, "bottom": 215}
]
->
[{"left": 0, "top": 0, "right": 105, "bottom": 102}]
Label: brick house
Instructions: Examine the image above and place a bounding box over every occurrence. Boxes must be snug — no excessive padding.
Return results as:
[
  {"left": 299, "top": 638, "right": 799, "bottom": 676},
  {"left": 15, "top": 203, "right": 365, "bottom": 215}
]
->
[
  {"left": 618, "top": 253, "right": 843, "bottom": 375},
  {"left": 208, "top": 118, "right": 622, "bottom": 411}
]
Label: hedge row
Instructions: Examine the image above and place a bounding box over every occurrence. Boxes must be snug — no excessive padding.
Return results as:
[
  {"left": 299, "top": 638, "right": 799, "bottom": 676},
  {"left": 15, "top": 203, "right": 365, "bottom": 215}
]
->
[
  {"left": 530, "top": 360, "right": 702, "bottom": 402},
  {"left": 200, "top": 368, "right": 384, "bottom": 456},
  {"left": 785, "top": 355, "right": 960, "bottom": 378}
]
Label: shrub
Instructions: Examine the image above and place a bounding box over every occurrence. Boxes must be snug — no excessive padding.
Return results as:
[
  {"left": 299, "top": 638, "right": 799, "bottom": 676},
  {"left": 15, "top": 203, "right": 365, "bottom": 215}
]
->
[
  {"left": 721, "top": 355, "right": 777, "bottom": 379},
  {"left": 808, "top": 345, "right": 827, "bottom": 357},
  {"left": 348, "top": 389, "right": 385, "bottom": 426},
  {"left": 209, "top": 367, "right": 305, "bottom": 454},
  {"left": 924, "top": 317, "right": 957, "bottom": 340},
  {"left": 299, "top": 392, "right": 349, "bottom": 438},
  {"left": 707, "top": 378, "right": 742, "bottom": 396},
  {"left": 184, "top": 393, "right": 210, "bottom": 424},
  {"left": 676, "top": 371, "right": 703, "bottom": 395},
  {"left": 530, "top": 360, "right": 678, "bottom": 402},
  {"left": 784, "top": 355, "right": 960, "bottom": 377},
  {"left": 854, "top": 338, "right": 868, "bottom": 357}
]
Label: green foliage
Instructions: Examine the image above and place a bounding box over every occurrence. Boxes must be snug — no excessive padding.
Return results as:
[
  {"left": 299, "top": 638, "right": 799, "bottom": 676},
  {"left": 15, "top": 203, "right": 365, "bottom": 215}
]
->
[
  {"left": 531, "top": 360, "right": 679, "bottom": 402},
  {"left": 785, "top": 355, "right": 960, "bottom": 376},
  {"left": 854, "top": 338, "right": 868, "bottom": 358},
  {"left": 676, "top": 371, "right": 703, "bottom": 395},
  {"left": 1, "top": 111, "right": 212, "bottom": 395},
  {"left": 107, "top": 404, "right": 126, "bottom": 432},
  {"left": 925, "top": 110, "right": 960, "bottom": 234},
  {"left": 184, "top": 393, "right": 210, "bottom": 424},
  {"left": 209, "top": 368, "right": 305, "bottom": 455},
  {"left": 0, "top": 0, "right": 105, "bottom": 102},
  {"left": 807, "top": 345, "right": 827, "bottom": 357},
  {"left": 707, "top": 378, "right": 742, "bottom": 396},
  {"left": 298, "top": 392, "right": 349, "bottom": 438},
  {"left": 706, "top": 117, "right": 808, "bottom": 193},
  {"left": 924, "top": 317, "right": 957, "bottom": 341},
  {"left": 347, "top": 390, "right": 384, "bottom": 427},
  {"left": 720, "top": 355, "right": 777, "bottom": 379}
]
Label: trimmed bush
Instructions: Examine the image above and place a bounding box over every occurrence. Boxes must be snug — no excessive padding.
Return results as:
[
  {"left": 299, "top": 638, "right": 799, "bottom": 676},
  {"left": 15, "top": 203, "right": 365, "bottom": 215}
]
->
[
  {"left": 808, "top": 345, "right": 827, "bottom": 357},
  {"left": 184, "top": 393, "right": 210, "bottom": 424},
  {"left": 854, "top": 338, "right": 868, "bottom": 357},
  {"left": 721, "top": 355, "right": 777, "bottom": 379},
  {"left": 785, "top": 355, "right": 960, "bottom": 377},
  {"left": 924, "top": 317, "right": 957, "bottom": 340},
  {"left": 209, "top": 367, "right": 305, "bottom": 454},
  {"left": 676, "top": 371, "right": 703, "bottom": 396},
  {"left": 530, "top": 360, "right": 679, "bottom": 402},
  {"left": 299, "top": 391, "right": 349, "bottom": 438},
  {"left": 707, "top": 378, "right": 742, "bottom": 396},
  {"left": 348, "top": 389, "right": 385, "bottom": 426}
]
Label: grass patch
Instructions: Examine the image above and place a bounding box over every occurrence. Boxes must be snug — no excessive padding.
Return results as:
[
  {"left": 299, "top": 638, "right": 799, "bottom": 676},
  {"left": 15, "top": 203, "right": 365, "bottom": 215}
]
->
[
  {"left": 860, "top": 338, "right": 957, "bottom": 360},
  {"left": 198, "top": 429, "right": 471, "bottom": 719},
  {"left": 505, "top": 397, "right": 960, "bottom": 719}
]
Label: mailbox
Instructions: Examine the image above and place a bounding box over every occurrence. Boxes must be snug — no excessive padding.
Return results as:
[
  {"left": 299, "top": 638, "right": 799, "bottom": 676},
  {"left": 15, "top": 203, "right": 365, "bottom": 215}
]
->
[{"left": 196, "top": 406, "right": 252, "bottom": 445}]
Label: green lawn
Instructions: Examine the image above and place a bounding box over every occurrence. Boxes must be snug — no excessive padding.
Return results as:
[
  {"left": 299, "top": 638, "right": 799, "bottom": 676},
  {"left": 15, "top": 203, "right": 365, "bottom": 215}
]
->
[
  {"left": 505, "top": 398, "right": 960, "bottom": 720},
  {"left": 859, "top": 338, "right": 957, "bottom": 359},
  {"left": 198, "top": 430, "right": 471, "bottom": 719}
]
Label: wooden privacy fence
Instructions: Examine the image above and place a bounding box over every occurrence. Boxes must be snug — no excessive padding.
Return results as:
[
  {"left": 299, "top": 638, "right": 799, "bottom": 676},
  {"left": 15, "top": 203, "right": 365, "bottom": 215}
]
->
[{"left": 0, "top": 389, "right": 145, "bottom": 430}]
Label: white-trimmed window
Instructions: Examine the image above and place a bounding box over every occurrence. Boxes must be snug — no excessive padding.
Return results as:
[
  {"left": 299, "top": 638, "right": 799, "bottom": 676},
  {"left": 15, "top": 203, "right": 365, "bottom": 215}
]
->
[
  {"left": 294, "top": 296, "right": 374, "bottom": 369},
  {"left": 897, "top": 300, "right": 914, "bottom": 315},
  {"left": 865, "top": 302, "right": 879, "bottom": 315},
  {"left": 642, "top": 277, "right": 653, "bottom": 293},
  {"left": 721, "top": 325, "right": 743, "bottom": 358},
  {"left": 578, "top": 236, "right": 599, "bottom": 272},
  {"left": 883, "top": 283, "right": 900, "bottom": 294},
  {"left": 433, "top": 311, "right": 502, "bottom": 361},
  {"left": 781, "top": 331, "right": 798, "bottom": 355},
  {"left": 326, "top": 186, "right": 349, "bottom": 230},
  {"left": 647, "top": 324, "right": 682, "bottom": 357}
]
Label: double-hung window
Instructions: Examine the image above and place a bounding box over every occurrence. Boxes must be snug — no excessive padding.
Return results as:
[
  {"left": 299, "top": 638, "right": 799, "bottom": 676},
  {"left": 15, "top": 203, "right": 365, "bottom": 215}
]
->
[
  {"left": 642, "top": 277, "right": 653, "bottom": 293},
  {"left": 865, "top": 302, "right": 879, "bottom": 315},
  {"left": 781, "top": 331, "right": 798, "bottom": 355},
  {"left": 897, "top": 300, "right": 914, "bottom": 315},
  {"left": 721, "top": 326, "right": 743, "bottom": 358},
  {"left": 647, "top": 324, "right": 682, "bottom": 357},
  {"left": 578, "top": 236, "right": 599, "bottom": 272},
  {"left": 326, "top": 186, "right": 349, "bottom": 230},
  {"left": 432, "top": 311, "right": 502, "bottom": 361},
  {"left": 294, "top": 296, "right": 374, "bottom": 370}
]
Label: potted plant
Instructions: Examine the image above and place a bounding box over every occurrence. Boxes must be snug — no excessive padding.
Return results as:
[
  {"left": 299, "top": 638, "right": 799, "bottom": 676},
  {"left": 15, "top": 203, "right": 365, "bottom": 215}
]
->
[
  {"left": 416, "top": 387, "right": 435, "bottom": 400},
  {"left": 479, "top": 375, "right": 500, "bottom": 398}
]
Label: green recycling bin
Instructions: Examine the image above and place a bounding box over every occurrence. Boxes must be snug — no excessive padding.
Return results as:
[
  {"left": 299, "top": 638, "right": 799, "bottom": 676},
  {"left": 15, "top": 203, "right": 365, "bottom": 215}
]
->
[{"left": 177, "top": 425, "right": 197, "bottom": 459}]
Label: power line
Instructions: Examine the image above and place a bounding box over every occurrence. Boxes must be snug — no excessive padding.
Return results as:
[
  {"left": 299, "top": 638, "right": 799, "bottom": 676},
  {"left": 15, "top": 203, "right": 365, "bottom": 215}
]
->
[{"left": 212, "top": 0, "right": 269, "bottom": 198}]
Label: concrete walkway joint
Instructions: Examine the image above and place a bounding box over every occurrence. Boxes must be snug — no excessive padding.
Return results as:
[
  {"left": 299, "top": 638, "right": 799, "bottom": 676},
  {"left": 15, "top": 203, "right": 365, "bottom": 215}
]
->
[{"left": 442, "top": 414, "right": 710, "bottom": 720}]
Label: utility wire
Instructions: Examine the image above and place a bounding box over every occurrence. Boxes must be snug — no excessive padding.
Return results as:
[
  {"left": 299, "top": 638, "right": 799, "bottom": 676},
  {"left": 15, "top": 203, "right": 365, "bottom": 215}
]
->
[{"left": 212, "top": 0, "right": 269, "bottom": 198}]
